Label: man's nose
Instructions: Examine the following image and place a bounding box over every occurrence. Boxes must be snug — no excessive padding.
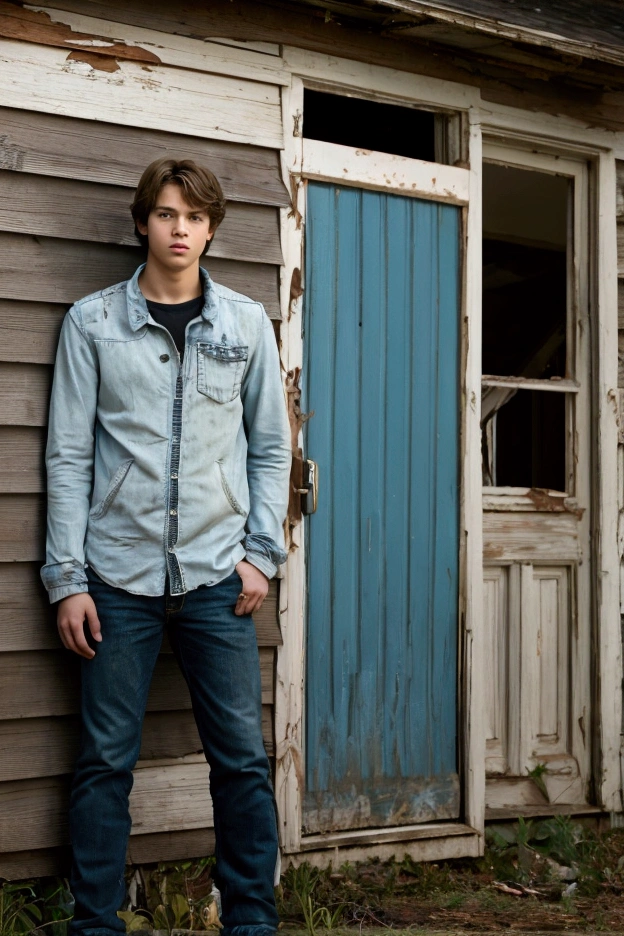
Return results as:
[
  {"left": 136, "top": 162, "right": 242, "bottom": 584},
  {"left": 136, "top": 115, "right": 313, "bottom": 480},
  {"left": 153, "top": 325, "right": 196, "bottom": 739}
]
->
[{"left": 173, "top": 216, "right": 189, "bottom": 235}]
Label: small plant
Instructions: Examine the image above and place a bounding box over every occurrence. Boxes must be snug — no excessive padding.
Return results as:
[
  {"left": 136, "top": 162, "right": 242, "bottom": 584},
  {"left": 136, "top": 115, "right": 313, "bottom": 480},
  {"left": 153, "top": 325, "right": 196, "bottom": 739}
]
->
[
  {"left": 281, "top": 864, "right": 346, "bottom": 935},
  {"left": 0, "top": 879, "right": 73, "bottom": 935}
]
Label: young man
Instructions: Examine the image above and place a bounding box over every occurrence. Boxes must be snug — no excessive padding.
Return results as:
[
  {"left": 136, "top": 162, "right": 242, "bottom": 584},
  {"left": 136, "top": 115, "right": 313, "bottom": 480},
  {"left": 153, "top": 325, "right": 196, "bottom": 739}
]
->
[{"left": 41, "top": 159, "right": 291, "bottom": 936}]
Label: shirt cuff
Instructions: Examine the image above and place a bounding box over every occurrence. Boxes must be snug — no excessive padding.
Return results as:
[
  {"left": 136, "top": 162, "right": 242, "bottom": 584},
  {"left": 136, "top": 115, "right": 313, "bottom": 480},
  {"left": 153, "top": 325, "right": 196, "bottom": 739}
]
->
[
  {"left": 48, "top": 583, "right": 89, "bottom": 605},
  {"left": 242, "top": 533, "right": 287, "bottom": 580}
]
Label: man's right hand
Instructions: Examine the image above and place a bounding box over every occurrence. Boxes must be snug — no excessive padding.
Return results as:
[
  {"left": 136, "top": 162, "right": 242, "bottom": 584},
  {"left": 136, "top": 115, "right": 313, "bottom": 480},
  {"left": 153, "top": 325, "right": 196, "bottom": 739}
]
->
[{"left": 57, "top": 593, "right": 102, "bottom": 659}]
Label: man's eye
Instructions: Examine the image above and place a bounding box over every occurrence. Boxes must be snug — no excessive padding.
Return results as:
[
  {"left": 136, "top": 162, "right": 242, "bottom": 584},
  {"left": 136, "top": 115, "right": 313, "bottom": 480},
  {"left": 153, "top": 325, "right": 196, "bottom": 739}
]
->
[{"left": 158, "top": 212, "right": 170, "bottom": 218}]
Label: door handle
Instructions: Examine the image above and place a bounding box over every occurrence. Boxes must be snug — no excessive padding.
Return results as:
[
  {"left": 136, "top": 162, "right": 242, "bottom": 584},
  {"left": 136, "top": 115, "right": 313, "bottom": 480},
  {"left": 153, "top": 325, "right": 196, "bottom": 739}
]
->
[{"left": 298, "top": 458, "right": 318, "bottom": 515}]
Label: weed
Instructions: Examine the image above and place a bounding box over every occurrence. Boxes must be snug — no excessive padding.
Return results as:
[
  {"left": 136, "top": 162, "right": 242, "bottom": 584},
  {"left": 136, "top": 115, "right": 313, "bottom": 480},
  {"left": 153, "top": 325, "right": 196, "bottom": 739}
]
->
[{"left": 0, "top": 879, "right": 73, "bottom": 935}]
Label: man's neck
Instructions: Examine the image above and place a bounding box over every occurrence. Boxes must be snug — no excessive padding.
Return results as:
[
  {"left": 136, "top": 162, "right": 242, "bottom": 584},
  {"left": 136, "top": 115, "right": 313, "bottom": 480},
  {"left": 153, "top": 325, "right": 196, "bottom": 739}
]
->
[{"left": 138, "top": 256, "right": 203, "bottom": 304}]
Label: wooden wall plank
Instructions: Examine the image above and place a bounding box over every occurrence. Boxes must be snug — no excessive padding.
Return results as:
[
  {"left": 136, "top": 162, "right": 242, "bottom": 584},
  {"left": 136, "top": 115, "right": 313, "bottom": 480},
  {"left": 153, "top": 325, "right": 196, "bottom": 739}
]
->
[
  {"left": 0, "top": 234, "right": 280, "bottom": 315},
  {"left": 0, "top": 764, "right": 215, "bottom": 851},
  {"left": 0, "top": 365, "right": 50, "bottom": 428},
  {"left": 0, "top": 564, "right": 280, "bottom": 650},
  {"left": 126, "top": 828, "right": 216, "bottom": 865},
  {"left": 0, "top": 828, "right": 218, "bottom": 878},
  {"left": 0, "top": 846, "right": 71, "bottom": 880},
  {"left": 0, "top": 300, "right": 65, "bottom": 365},
  {"left": 0, "top": 426, "right": 46, "bottom": 493},
  {"left": 0, "top": 5, "right": 287, "bottom": 86},
  {"left": 0, "top": 172, "right": 283, "bottom": 265},
  {"left": 0, "top": 40, "right": 283, "bottom": 150},
  {"left": 0, "top": 493, "right": 45, "bottom": 559},
  {"left": 0, "top": 648, "right": 274, "bottom": 719},
  {"left": 618, "top": 277, "right": 624, "bottom": 332},
  {"left": 0, "top": 107, "right": 289, "bottom": 207},
  {"left": 0, "top": 706, "right": 274, "bottom": 781}
]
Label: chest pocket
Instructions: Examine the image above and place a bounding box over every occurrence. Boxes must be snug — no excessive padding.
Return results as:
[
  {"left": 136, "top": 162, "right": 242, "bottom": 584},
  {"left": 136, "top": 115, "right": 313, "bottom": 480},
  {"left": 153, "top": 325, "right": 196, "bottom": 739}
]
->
[{"left": 197, "top": 342, "right": 248, "bottom": 403}]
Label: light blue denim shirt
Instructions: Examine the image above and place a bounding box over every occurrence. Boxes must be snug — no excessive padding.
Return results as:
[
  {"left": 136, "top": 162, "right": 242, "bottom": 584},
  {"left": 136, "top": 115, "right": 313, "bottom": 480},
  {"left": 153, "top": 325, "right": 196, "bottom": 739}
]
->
[{"left": 41, "top": 265, "right": 291, "bottom": 604}]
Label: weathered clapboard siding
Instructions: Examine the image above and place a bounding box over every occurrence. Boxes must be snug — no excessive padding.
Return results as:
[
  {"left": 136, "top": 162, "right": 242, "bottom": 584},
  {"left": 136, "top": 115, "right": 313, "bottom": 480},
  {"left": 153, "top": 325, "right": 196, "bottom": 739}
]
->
[
  {"left": 0, "top": 108, "right": 288, "bottom": 207},
  {"left": 0, "top": 563, "right": 281, "bottom": 652},
  {"left": 0, "top": 21, "right": 287, "bottom": 872},
  {"left": 0, "top": 301, "right": 65, "bottom": 365},
  {"left": 0, "top": 40, "right": 283, "bottom": 149},
  {"left": 0, "top": 172, "right": 282, "bottom": 264},
  {"left": 0, "top": 763, "right": 218, "bottom": 852},
  {"left": 0, "top": 649, "right": 275, "bottom": 721},
  {"left": 0, "top": 707, "right": 275, "bottom": 782},
  {"left": 0, "top": 235, "right": 280, "bottom": 315},
  {"left": 1, "top": 828, "right": 218, "bottom": 880}
]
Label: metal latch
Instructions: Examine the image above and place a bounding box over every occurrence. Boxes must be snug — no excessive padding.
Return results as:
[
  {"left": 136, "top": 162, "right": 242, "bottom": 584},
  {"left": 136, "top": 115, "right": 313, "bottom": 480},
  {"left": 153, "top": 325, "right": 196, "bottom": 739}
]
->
[{"left": 296, "top": 458, "right": 318, "bottom": 515}]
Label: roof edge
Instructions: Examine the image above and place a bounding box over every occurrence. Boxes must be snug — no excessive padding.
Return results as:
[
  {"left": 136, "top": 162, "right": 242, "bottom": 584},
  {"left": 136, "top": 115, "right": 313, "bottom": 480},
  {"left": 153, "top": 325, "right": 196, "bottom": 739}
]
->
[{"left": 377, "top": 0, "right": 624, "bottom": 68}]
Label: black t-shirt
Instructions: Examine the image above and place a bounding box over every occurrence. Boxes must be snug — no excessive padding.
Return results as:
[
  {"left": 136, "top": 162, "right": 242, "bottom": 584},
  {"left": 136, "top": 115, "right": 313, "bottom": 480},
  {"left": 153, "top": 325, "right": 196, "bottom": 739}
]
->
[{"left": 147, "top": 295, "right": 204, "bottom": 360}]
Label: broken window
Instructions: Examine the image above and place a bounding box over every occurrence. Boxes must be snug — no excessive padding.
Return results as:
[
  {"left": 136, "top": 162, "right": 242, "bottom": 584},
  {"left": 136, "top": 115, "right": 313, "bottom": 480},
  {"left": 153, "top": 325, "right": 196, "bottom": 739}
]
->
[
  {"left": 482, "top": 162, "right": 571, "bottom": 491},
  {"left": 303, "top": 89, "right": 437, "bottom": 162}
]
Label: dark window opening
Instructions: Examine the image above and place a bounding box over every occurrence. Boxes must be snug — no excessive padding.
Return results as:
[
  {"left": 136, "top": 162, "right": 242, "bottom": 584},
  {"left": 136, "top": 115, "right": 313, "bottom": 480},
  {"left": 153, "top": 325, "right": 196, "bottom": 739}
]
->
[
  {"left": 303, "top": 89, "right": 436, "bottom": 162},
  {"left": 482, "top": 163, "right": 569, "bottom": 491}
]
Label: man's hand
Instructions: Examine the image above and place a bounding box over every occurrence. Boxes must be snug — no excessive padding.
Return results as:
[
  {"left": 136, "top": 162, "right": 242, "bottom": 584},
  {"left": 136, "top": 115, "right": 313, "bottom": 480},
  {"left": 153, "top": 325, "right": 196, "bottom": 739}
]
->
[
  {"left": 235, "top": 560, "right": 269, "bottom": 616},
  {"left": 57, "top": 593, "right": 102, "bottom": 659}
]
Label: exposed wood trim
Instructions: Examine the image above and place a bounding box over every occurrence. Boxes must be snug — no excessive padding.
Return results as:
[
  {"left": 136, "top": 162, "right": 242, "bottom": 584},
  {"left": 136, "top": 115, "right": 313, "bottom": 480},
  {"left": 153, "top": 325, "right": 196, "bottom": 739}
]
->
[
  {"left": 24, "top": 4, "right": 289, "bottom": 84},
  {"left": 461, "top": 108, "right": 485, "bottom": 844},
  {"left": 284, "top": 829, "right": 481, "bottom": 869},
  {"left": 593, "top": 150, "right": 623, "bottom": 811},
  {"left": 0, "top": 39, "right": 282, "bottom": 149},
  {"left": 482, "top": 376, "right": 579, "bottom": 393},
  {"left": 274, "top": 74, "right": 306, "bottom": 856},
  {"left": 486, "top": 804, "right": 604, "bottom": 821},
  {"left": 301, "top": 138, "right": 469, "bottom": 204},
  {"left": 284, "top": 43, "right": 480, "bottom": 111},
  {"left": 480, "top": 102, "right": 623, "bottom": 156},
  {"left": 300, "top": 820, "right": 477, "bottom": 851}
]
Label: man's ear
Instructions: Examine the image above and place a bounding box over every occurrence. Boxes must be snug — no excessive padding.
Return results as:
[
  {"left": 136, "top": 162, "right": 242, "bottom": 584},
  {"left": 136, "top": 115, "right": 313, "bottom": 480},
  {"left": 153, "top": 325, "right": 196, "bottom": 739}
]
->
[{"left": 136, "top": 219, "right": 148, "bottom": 236}]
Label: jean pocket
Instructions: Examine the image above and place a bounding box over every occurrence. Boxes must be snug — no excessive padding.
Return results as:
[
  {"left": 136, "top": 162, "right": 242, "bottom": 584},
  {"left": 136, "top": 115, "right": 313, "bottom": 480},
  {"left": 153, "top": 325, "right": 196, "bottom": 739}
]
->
[
  {"left": 89, "top": 459, "right": 134, "bottom": 520},
  {"left": 197, "top": 342, "right": 248, "bottom": 403}
]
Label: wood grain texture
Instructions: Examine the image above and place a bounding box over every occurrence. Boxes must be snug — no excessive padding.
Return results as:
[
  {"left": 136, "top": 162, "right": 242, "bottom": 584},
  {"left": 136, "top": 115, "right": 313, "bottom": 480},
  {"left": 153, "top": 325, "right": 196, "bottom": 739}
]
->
[
  {"left": 0, "top": 706, "right": 274, "bottom": 781},
  {"left": 0, "top": 648, "right": 275, "bottom": 719},
  {"left": 0, "top": 426, "right": 46, "bottom": 493},
  {"left": 0, "top": 39, "right": 283, "bottom": 149},
  {"left": 0, "top": 827, "right": 217, "bottom": 877},
  {"left": 126, "top": 827, "right": 216, "bottom": 865},
  {"left": 0, "top": 561, "right": 280, "bottom": 650},
  {"left": 0, "top": 107, "right": 289, "bottom": 207},
  {"left": 27, "top": 0, "right": 624, "bottom": 131},
  {"left": 0, "top": 364, "right": 51, "bottom": 428},
  {"left": 619, "top": 280, "right": 624, "bottom": 333},
  {"left": 0, "top": 172, "right": 282, "bottom": 265},
  {"left": 0, "top": 763, "right": 216, "bottom": 850},
  {"left": 0, "top": 493, "right": 45, "bottom": 559},
  {"left": 0, "top": 234, "right": 280, "bottom": 315},
  {"left": 0, "top": 300, "right": 65, "bottom": 365}
]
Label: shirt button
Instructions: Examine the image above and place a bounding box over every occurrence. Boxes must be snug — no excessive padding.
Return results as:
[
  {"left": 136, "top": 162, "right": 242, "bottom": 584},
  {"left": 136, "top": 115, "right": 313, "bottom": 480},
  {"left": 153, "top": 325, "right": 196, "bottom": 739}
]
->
[
  {"left": 160, "top": 353, "right": 170, "bottom": 363},
  {"left": 168, "top": 547, "right": 175, "bottom": 553},
  {"left": 171, "top": 473, "right": 178, "bottom": 480},
  {"left": 169, "top": 509, "right": 177, "bottom": 516}
]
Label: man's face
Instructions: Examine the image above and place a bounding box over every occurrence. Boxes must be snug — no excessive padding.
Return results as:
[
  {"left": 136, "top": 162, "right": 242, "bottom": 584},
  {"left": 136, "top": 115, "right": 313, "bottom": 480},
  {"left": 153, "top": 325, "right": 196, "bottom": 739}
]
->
[{"left": 137, "top": 182, "right": 213, "bottom": 271}]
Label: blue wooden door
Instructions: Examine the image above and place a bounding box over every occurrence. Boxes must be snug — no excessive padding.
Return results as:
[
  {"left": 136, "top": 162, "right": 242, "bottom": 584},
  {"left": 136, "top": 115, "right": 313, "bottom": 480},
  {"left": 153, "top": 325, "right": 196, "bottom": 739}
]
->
[{"left": 304, "top": 182, "right": 460, "bottom": 833}]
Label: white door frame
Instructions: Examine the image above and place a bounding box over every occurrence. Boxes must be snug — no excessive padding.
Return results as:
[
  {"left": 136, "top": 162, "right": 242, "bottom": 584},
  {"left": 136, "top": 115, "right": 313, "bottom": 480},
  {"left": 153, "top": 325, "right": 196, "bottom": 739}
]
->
[{"left": 275, "top": 51, "right": 484, "bottom": 860}]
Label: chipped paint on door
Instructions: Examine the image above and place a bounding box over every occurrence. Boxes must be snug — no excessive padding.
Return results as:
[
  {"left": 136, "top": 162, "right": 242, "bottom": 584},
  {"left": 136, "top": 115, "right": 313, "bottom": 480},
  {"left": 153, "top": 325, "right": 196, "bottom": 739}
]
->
[{"left": 303, "top": 181, "right": 461, "bottom": 834}]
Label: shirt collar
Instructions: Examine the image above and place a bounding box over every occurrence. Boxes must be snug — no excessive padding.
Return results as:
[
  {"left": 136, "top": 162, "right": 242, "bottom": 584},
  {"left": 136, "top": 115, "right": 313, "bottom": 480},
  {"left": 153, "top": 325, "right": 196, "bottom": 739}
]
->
[{"left": 126, "top": 264, "right": 218, "bottom": 331}]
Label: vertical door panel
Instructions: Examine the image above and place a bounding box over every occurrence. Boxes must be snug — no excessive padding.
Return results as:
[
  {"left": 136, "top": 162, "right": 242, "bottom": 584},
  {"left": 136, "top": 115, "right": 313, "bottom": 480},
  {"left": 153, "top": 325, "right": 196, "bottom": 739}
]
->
[{"left": 304, "top": 182, "right": 461, "bottom": 833}]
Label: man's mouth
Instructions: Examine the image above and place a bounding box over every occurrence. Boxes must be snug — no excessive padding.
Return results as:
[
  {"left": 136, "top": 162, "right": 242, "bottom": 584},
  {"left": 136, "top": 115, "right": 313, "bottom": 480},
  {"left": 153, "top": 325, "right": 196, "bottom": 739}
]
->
[{"left": 170, "top": 243, "right": 189, "bottom": 251}]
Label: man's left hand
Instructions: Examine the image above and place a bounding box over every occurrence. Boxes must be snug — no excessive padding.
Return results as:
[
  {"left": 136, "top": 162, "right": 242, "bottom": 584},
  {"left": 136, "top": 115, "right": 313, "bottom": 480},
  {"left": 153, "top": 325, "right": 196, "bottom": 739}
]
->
[{"left": 235, "top": 559, "right": 269, "bottom": 616}]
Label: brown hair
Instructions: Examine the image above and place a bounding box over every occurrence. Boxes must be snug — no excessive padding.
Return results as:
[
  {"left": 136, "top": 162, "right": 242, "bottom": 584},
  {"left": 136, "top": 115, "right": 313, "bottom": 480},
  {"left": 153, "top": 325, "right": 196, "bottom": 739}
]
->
[{"left": 130, "top": 157, "right": 226, "bottom": 250}]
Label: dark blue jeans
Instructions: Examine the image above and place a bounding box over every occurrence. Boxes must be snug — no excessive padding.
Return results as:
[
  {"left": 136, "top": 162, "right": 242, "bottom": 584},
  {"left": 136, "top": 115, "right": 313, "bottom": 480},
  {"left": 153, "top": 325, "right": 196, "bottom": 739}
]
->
[{"left": 68, "top": 567, "right": 279, "bottom": 936}]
